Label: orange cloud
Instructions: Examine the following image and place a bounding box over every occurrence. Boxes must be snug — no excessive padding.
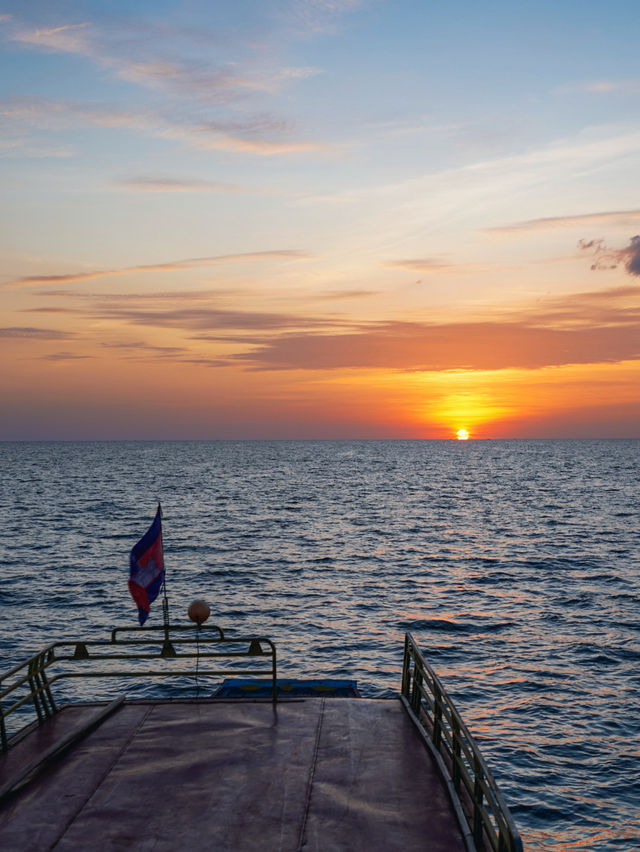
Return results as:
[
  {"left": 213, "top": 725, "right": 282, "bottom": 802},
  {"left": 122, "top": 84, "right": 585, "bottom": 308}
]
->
[
  {"left": 230, "top": 317, "right": 640, "bottom": 372},
  {"left": 14, "top": 282, "right": 640, "bottom": 374}
]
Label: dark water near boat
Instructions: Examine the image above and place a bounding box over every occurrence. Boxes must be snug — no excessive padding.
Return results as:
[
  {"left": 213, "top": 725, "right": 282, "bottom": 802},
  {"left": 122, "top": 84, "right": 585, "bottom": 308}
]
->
[{"left": 0, "top": 440, "right": 638, "bottom": 850}]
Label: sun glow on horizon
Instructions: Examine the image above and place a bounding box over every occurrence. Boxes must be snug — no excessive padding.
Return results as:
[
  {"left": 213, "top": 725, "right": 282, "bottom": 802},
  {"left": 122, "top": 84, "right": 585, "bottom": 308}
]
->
[{"left": 1, "top": 4, "right": 639, "bottom": 442}]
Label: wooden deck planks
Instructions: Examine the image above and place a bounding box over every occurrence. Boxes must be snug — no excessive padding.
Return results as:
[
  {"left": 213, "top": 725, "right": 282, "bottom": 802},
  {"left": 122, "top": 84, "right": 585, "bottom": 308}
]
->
[
  {"left": 300, "top": 699, "right": 466, "bottom": 851},
  {"left": 0, "top": 698, "right": 467, "bottom": 851}
]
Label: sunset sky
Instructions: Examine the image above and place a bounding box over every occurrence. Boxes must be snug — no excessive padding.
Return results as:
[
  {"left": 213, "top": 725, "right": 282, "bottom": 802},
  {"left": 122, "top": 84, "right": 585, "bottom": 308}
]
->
[{"left": 1, "top": 0, "right": 639, "bottom": 439}]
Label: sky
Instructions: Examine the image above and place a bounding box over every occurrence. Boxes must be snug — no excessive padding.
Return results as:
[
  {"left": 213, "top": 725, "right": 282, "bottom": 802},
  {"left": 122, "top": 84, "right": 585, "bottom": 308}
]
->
[{"left": 1, "top": 0, "right": 639, "bottom": 440}]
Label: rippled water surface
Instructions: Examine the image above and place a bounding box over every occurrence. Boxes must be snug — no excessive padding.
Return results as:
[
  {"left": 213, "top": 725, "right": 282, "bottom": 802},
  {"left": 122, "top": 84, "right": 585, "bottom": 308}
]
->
[{"left": 1, "top": 440, "right": 638, "bottom": 850}]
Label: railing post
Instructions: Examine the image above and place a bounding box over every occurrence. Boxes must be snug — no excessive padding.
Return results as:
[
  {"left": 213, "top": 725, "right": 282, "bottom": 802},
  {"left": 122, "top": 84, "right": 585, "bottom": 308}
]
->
[
  {"left": 433, "top": 679, "right": 442, "bottom": 749},
  {"left": 0, "top": 700, "right": 7, "bottom": 753},
  {"left": 28, "top": 660, "right": 45, "bottom": 724},
  {"left": 401, "top": 635, "right": 411, "bottom": 698},
  {"left": 498, "top": 827, "right": 507, "bottom": 852},
  {"left": 40, "top": 654, "right": 57, "bottom": 717},
  {"left": 272, "top": 645, "right": 278, "bottom": 704},
  {"left": 473, "top": 753, "right": 485, "bottom": 847},
  {"left": 452, "top": 716, "right": 461, "bottom": 793},
  {"left": 411, "top": 661, "right": 423, "bottom": 715}
]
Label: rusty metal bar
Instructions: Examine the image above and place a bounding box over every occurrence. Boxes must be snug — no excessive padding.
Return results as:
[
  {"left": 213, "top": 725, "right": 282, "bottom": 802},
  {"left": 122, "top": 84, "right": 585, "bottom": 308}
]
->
[{"left": 0, "top": 627, "right": 277, "bottom": 750}]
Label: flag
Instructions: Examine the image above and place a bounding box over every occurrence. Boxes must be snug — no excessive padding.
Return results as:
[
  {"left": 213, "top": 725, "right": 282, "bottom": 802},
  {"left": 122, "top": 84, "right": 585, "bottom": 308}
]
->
[{"left": 129, "top": 504, "right": 164, "bottom": 625}]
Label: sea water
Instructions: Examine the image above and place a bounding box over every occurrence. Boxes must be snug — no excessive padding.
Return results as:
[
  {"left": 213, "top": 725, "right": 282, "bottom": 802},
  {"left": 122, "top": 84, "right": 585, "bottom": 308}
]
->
[{"left": 0, "top": 439, "right": 638, "bottom": 851}]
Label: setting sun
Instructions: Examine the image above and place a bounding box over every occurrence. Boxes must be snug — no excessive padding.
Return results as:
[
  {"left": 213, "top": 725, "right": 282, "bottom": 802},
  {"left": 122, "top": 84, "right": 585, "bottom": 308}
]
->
[{"left": 456, "top": 429, "right": 470, "bottom": 440}]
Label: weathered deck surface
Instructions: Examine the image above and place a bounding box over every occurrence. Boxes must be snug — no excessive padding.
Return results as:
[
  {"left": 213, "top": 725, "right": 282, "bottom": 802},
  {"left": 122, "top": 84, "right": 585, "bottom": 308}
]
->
[{"left": 0, "top": 698, "right": 467, "bottom": 851}]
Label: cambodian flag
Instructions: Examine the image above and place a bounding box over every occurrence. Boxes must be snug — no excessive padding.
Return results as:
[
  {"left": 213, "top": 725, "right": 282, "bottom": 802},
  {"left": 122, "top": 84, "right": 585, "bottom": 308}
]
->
[{"left": 129, "top": 504, "right": 164, "bottom": 626}]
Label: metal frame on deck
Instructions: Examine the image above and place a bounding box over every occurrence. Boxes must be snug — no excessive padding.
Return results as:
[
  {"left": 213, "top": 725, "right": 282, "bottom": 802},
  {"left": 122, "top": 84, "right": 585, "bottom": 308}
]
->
[
  {"left": 0, "top": 625, "right": 277, "bottom": 750},
  {"left": 401, "top": 632, "right": 523, "bottom": 852}
]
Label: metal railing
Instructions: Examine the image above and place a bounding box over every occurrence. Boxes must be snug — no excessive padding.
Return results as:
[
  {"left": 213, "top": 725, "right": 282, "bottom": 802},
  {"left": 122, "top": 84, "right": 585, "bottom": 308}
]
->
[
  {"left": 0, "top": 624, "right": 277, "bottom": 751},
  {"left": 401, "top": 633, "right": 523, "bottom": 852}
]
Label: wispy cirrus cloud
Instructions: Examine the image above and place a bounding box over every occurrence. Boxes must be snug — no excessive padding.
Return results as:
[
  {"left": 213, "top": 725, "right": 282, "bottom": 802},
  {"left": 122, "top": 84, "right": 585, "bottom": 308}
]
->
[
  {"left": 159, "top": 121, "right": 322, "bottom": 155},
  {"left": 314, "top": 289, "right": 378, "bottom": 300},
  {"left": 11, "top": 21, "right": 93, "bottom": 54},
  {"left": 116, "top": 176, "right": 245, "bottom": 194},
  {"left": 483, "top": 209, "right": 640, "bottom": 234},
  {"left": 0, "top": 137, "right": 73, "bottom": 159},
  {"left": 384, "top": 258, "right": 494, "bottom": 275},
  {"left": 89, "top": 305, "right": 335, "bottom": 333},
  {"left": 0, "top": 95, "right": 325, "bottom": 157},
  {"left": 558, "top": 79, "right": 640, "bottom": 96},
  {"left": 526, "top": 287, "right": 640, "bottom": 329},
  {"left": 3, "top": 16, "right": 313, "bottom": 101},
  {"left": 41, "top": 351, "right": 92, "bottom": 361},
  {"left": 10, "top": 250, "right": 310, "bottom": 287},
  {"left": 286, "top": 0, "right": 363, "bottom": 34},
  {"left": 0, "top": 326, "right": 74, "bottom": 340},
  {"left": 0, "top": 13, "right": 327, "bottom": 157},
  {"left": 31, "top": 288, "right": 246, "bottom": 305},
  {"left": 564, "top": 284, "right": 640, "bottom": 301},
  {"left": 102, "top": 341, "right": 189, "bottom": 358},
  {"left": 299, "top": 126, "right": 640, "bottom": 246},
  {"left": 20, "top": 286, "right": 345, "bottom": 338},
  {"left": 384, "top": 258, "right": 452, "bottom": 272}
]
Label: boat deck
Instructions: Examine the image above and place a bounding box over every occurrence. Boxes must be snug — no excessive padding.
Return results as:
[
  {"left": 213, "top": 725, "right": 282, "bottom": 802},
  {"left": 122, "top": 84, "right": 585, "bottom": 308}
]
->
[{"left": 0, "top": 697, "right": 468, "bottom": 851}]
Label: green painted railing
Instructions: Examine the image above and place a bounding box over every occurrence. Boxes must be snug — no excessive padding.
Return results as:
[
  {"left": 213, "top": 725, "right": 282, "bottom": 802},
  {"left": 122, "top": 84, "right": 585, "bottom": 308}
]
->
[
  {"left": 0, "top": 625, "right": 277, "bottom": 750},
  {"left": 401, "top": 632, "right": 523, "bottom": 852}
]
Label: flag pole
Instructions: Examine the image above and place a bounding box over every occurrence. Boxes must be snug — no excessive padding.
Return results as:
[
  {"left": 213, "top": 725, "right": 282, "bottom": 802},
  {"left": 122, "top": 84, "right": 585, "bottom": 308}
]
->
[{"left": 158, "top": 503, "right": 176, "bottom": 658}]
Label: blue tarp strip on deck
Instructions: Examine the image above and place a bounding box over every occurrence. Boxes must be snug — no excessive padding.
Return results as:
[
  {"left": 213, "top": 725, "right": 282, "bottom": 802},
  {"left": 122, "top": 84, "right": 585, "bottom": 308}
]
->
[{"left": 213, "top": 678, "right": 360, "bottom": 698}]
